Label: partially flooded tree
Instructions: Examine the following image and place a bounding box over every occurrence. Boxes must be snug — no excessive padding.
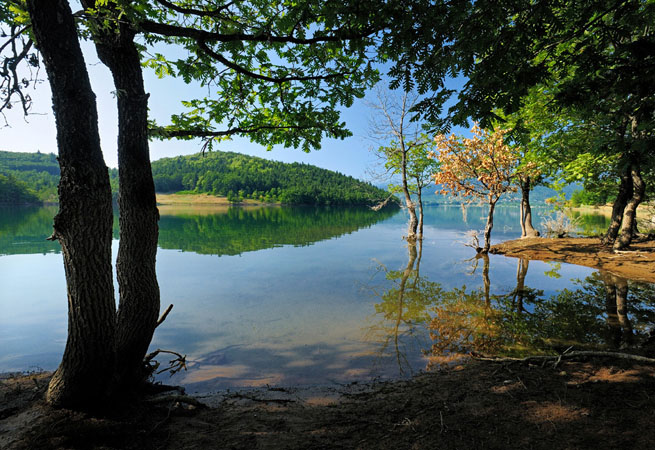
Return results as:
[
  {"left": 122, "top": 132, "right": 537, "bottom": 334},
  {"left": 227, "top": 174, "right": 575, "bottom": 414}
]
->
[
  {"left": 369, "top": 90, "right": 433, "bottom": 242},
  {"left": 432, "top": 125, "right": 517, "bottom": 253}
]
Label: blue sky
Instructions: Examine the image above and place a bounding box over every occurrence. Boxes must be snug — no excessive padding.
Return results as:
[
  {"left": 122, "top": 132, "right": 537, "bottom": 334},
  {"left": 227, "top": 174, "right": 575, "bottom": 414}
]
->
[{"left": 1, "top": 38, "right": 466, "bottom": 183}]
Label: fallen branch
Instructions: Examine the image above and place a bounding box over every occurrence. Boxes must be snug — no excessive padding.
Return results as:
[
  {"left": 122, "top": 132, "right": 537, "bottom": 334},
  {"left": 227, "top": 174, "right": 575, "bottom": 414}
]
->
[{"left": 473, "top": 350, "right": 655, "bottom": 365}]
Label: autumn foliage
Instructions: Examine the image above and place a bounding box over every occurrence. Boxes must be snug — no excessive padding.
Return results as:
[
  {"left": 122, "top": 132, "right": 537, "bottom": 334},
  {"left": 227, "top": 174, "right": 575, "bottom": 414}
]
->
[
  {"left": 431, "top": 125, "right": 521, "bottom": 252},
  {"left": 431, "top": 124, "right": 519, "bottom": 203}
]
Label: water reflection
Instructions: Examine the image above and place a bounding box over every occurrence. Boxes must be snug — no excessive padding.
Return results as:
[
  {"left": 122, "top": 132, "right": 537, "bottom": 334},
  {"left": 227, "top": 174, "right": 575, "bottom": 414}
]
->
[
  {"left": 425, "top": 265, "right": 655, "bottom": 366},
  {"left": 366, "top": 240, "right": 430, "bottom": 376},
  {"left": 369, "top": 250, "right": 655, "bottom": 372},
  {"left": 158, "top": 205, "right": 398, "bottom": 256},
  {"left": 0, "top": 206, "right": 61, "bottom": 255},
  {"left": 0, "top": 204, "right": 397, "bottom": 257}
]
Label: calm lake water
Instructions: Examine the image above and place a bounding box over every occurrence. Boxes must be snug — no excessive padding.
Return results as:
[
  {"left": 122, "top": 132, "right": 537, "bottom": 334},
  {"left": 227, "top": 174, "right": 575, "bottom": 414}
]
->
[{"left": 1, "top": 203, "right": 653, "bottom": 392}]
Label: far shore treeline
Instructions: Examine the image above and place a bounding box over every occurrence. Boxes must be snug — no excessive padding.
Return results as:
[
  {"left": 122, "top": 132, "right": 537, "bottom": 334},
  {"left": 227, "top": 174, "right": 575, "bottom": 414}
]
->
[{"left": 0, "top": 150, "right": 394, "bottom": 207}]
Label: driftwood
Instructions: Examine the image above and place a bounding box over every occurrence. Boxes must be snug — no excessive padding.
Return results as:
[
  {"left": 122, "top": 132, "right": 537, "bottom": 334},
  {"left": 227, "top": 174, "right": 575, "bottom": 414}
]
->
[{"left": 473, "top": 350, "right": 655, "bottom": 368}]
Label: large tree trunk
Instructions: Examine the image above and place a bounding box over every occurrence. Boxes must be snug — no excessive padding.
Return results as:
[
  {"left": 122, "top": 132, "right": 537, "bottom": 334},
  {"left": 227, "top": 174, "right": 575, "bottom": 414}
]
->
[
  {"left": 84, "top": 7, "right": 161, "bottom": 388},
  {"left": 481, "top": 197, "right": 497, "bottom": 253},
  {"left": 519, "top": 176, "right": 539, "bottom": 238},
  {"left": 614, "top": 164, "right": 645, "bottom": 250},
  {"left": 27, "top": 0, "right": 116, "bottom": 409},
  {"left": 602, "top": 166, "right": 632, "bottom": 246}
]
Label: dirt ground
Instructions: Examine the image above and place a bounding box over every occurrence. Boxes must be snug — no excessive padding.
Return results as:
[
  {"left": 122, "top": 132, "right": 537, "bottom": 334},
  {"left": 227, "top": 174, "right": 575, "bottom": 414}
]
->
[
  {"left": 3, "top": 236, "right": 655, "bottom": 450},
  {"left": 2, "top": 357, "right": 655, "bottom": 450},
  {"left": 490, "top": 236, "right": 655, "bottom": 283}
]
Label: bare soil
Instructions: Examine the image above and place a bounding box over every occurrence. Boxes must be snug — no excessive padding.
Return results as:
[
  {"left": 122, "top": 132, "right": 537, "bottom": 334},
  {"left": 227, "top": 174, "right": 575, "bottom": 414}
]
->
[
  {"left": 3, "top": 356, "right": 655, "bottom": 450},
  {"left": 490, "top": 236, "right": 655, "bottom": 283}
]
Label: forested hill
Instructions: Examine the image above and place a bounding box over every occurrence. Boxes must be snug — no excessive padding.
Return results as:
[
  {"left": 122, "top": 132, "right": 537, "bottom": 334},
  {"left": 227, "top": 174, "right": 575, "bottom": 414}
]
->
[
  {"left": 151, "top": 151, "right": 393, "bottom": 206},
  {"left": 0, "top": 150, "right": 118, "bottom": 203}
]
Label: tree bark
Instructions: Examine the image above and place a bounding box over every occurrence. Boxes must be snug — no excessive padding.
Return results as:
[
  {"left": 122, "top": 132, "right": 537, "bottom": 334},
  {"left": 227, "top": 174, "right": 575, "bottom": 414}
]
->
[
  {"left": 519, "top": 176, "right": 539, "bottom": 238},
  {"left": 83, "top": 4, "right": 162, "bottom": 388},
  {"left": 602, "top": 166, "right": 632, "bottom": 246},
  {"left": 481, "top": 197, "right": 497, "bottom": 253},
  {"left": 401, "top": 150, "right": 418, "bottom": 242},
  {"left": 27, "top": 0, "right": 116, "bottom": 409},
  {"left": 614, "top": 164, "right": 645, "bottom": 250},
  {"left": 416, "top": 180, "right": 424, "bottom": 240}
]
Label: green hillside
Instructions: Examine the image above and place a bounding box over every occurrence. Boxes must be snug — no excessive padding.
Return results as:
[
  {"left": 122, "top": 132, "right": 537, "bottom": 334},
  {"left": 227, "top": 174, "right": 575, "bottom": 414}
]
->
[
  {"left": 0, "top": 150, "right": 118, "bottom": 203},
  {"left": 151, "top": 151, "right": 394, "bottom": 206}
]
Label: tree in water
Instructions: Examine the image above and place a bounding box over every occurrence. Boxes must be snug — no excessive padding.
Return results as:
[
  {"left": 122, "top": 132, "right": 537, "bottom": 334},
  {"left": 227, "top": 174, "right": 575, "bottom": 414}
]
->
[
  {"left": 369, "top": 89, "right": 436, "bottom": 241},
  {"left": 432, "top": 125, "right": 518, "bottom": 253}
]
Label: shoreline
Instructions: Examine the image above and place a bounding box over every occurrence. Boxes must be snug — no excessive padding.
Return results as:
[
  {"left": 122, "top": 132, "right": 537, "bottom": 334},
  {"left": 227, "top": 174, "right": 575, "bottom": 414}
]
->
[{"left": 490, "top": 236, "right": 655, "bottom": 283}]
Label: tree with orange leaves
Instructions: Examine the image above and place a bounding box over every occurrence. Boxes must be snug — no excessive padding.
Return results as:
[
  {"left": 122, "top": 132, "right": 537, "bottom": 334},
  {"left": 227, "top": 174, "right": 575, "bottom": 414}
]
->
[{"left": 432, "top": 124, "right": 518, "bottom": 253}]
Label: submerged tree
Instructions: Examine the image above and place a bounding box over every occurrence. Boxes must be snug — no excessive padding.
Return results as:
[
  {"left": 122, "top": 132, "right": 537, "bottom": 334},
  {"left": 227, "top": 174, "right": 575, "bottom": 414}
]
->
[{"left": 432, "top": 125, "right": 518, "bottom": 253}]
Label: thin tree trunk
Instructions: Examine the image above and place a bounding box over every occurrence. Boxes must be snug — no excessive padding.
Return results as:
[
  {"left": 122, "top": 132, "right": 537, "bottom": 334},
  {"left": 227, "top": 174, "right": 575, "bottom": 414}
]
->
[
  {"left": 481, "top": 254, "right": 491, "bottom": 307},
  {"left": 603, "top": 166, "right": 632, "bottom": 246},
  {"left": 482, "top": 197, "right": 497, "bottom": 253},
  {"left": 83, "top": 7, "right": 162, "bottom": 388},
  {"left": 614, "top": 164, "right": 645, "bottom": 250},
  {"left": 519, "top": 177, "right": 539, "bottom": 238},
  {"left": 27, "top": 0, "right": 116, "bottom": 409},
  {"left": 416, "top": 183, "right": 424, "bottom": 239},
  {"left": 401, "top": 151, "right": 418, "bottom": 241}
]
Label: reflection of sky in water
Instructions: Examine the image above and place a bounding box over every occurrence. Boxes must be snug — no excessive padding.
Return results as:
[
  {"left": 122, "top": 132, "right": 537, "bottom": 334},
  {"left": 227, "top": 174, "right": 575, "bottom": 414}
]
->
[{"left": 2, "top": 204, "right": 645, "bottom": 393}]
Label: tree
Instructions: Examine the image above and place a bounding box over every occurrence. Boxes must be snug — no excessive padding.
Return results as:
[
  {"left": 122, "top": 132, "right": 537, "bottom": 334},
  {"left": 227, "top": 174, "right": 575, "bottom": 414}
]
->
[
  {"left": 2, "top": 0, "right": 386, "bottom": 407},
  {"left": 380, "top": 0, "right": 654, "bottom": 250},
  {"left": 369, "top": 90, "right": 430, "bottom": 242},
  {"left": 432, "top": 125, "right": 518, "bottom": 253},
  {"left": 23, "top": 0, "right": 117, "bottom": 408}
]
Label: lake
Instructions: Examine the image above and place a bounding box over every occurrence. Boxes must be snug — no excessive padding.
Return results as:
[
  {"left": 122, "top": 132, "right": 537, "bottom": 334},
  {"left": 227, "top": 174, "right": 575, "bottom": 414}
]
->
[{"left": 1, "top": 203, "right": 653, "bottom": 393}]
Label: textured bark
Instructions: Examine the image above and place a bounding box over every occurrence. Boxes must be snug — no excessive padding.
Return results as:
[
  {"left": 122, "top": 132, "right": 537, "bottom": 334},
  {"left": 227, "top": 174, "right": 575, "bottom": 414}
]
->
[
  {"left": 602, "top": 167, "right": 632, "bottom": 246},
  {"left": 83, "top": 4, "right": 161, "bottom": 388},
  {"left": 518, "top": 177, "right": 539, "bottom": 238},
  {"left": 27, "top": 0, "right": 116, "bottom": 408},
  {"left": 481, "top": 198, "right": 497, "bottom": 253},
  {"left": 614, "top": 164, "right": 645, "bottom": 250}
]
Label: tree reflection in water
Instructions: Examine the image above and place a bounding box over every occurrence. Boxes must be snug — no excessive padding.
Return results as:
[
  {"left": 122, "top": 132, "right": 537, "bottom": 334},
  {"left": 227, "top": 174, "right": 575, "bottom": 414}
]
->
[{"left": 370, "top": 250, "right": 655, "bottom": 374}]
